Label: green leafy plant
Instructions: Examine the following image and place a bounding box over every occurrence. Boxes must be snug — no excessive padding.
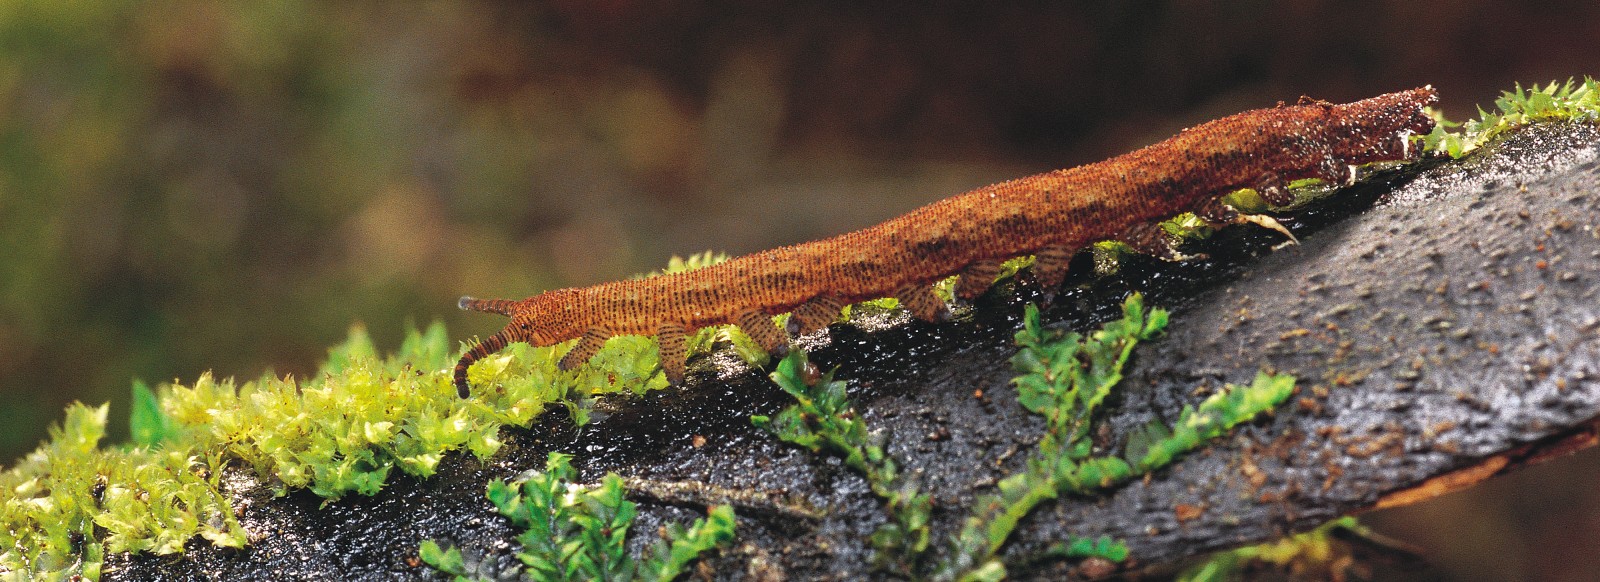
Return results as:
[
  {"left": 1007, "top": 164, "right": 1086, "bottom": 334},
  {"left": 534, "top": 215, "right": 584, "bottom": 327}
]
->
[
  {"left": 421, "top": 452, "right": 736, "bottom": 582},
  {"left": 753, "top": 351, "right": 934, "bottom": 576},
  {"left": 1130, "top": 371, "right": 1294, "bottom": 471},
  {"left": 934, "top": 295, "right": 1295, "bottom": 581},
  {"left": 642, "top": 504, "right": 739, "bottom": 581},
  {"left": 417, "top": 540, "right": 470, "bottom": 580},
  {"left": 1425, "top": 77, "right": 1600, "bottom": 158}
]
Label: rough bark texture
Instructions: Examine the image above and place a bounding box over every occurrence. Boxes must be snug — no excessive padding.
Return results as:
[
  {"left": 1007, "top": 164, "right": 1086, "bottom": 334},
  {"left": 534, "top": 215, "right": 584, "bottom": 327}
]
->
[{"left": 109, "top": 120, "right": 1600, "bottom": 580}]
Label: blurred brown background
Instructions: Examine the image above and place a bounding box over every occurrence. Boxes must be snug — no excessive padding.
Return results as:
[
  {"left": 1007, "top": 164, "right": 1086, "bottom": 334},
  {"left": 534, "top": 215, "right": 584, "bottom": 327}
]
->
[{"left": 0, "top": 1, "right": 1596, "bottom": 578}]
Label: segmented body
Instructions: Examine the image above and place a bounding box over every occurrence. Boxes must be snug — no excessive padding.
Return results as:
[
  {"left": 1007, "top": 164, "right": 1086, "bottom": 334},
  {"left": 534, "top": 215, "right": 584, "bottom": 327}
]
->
[{"left": 455, "top": 87, "right": 1438, "bottom": 396}]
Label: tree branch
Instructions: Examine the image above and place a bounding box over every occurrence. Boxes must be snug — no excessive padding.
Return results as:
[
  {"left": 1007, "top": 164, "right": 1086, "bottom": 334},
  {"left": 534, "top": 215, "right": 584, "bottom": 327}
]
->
[{"left": 109, "top": 121, "right": 1600, "bottom": 580}]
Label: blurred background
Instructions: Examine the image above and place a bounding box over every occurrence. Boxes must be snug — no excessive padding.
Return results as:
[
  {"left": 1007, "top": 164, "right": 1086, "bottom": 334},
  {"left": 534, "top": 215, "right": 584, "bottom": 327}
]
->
[{"left": 0, "top": 1, "right": 1596, "bottom": 578}]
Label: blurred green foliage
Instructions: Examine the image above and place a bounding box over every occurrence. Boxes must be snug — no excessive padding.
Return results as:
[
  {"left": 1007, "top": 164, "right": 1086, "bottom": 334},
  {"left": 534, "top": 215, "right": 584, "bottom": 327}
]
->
[
  {"left": 0, "top": 3, "right": 611, "bottom": 462},
  {"left": 1178, "top": 516, "right": 1387, "bottom": 582}
]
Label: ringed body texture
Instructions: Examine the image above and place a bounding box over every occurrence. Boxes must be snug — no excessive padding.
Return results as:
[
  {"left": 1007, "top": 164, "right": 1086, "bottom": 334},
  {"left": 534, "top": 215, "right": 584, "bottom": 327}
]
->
[{"left": 454, "top": 87, "right": 1439, "bottom": 396}]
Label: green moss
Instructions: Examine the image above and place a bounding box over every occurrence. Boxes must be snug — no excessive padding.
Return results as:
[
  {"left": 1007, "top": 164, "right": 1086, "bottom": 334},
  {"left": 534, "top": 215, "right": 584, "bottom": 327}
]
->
[
  {"left": 934, "top": 296, "right": 1294, "bottom": 581},
  {"left": 755, "top": 296, "right": 1295, "bottom": 581},
  {"left": 754, "top": 351, "right": 934, "bottom": 576},
  {"left": 0, "top": 321, "right": 618, "bottom": 580},
  {"left": 421, "top": 452, "right": 736, "bottom": 582},
  {"left": 1426, "top": 77, "right": 1600, "bottom": 158},
  {"left": 169, "top": 322, "right": 538, "bottom": 499},
  {"left": 1176, "top": 516, "right": 1389, "bottom": 582},
  {"left": 0, "top": 403, "right": 242, "bottom": 579},
  {"left": 644, "top": 250, "right": 731, "bottom": 278}
]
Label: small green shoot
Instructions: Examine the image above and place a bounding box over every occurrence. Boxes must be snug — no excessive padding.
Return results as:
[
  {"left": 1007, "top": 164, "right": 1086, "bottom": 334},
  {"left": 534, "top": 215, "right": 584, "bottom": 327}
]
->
[
  {"left": 417, "top": 540, "right": 473, "bottom": 581},
  {"left": 754, "top": 351, "right": 934, "bottom": 576},
  {"left": 423, "top": 452, "right": 736, "bottom": 582},
  {"left": 1131, "top": 371, "right": 1295, "bottom": 471},
  {"left": 642, "top": 505, "right": 738, "bottom": 581},
  {"left": 935, "top": 295, "right": 1295, "bottom": 581},
  {"left": 128, "top": 379, "right": 173, "bottom": 448},
  {"left": 1048, "top": 535, "right": 1131, "bottom": 562}
]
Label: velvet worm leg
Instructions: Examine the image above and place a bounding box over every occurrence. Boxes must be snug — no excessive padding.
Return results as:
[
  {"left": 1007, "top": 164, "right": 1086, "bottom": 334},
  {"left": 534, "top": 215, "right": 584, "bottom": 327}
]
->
[
  {"left": 788, "top": 295, "right": 844, "bottom": 336},
  {"left": 1197, "top": 198, "right": 1297, "bottom": 244},
  {"left": 954, "top": 259, "right": 1002, "bottom": 304},
  {"left": 1031, "top": 244, "right": 1074, "bottom": 304},
  {"left": 1253, "top": 172, "right": 1295, "bottom": 206},
  {"left": 1118, "top": 222, "right": 1184, "bottom": 261},
  {"left": 656, "top": 322, "right": 689, "bottom": 385},
  {"left": 894, "top": 284, "right": 948, "bottom": 322},
  {"left": 1312, "top": 154, "right": 1360, "bottom": 186},
  {"left": 736, "top": 309, "right": 789, "bottom": 356},
  {"left": 559, "top": 327, "right": 612, "bottom": 371}
]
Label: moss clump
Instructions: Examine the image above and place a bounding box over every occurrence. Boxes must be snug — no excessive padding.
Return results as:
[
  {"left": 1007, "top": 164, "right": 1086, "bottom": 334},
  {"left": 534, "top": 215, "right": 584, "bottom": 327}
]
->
[
  {"left": 1, "top": 249, "right": 745, "bottom": 580},
  {"left": 641, "top": 250, "right": 731, "bottom": 279},
  {"left": 1426, "top": 77, "right": 1600, "bottom": 158},
  {"left": 420, "top": 452, "right": 736, "bottom": 582},
  {"left": 1176, "top": 516, "right": 1407, "bottom": 581},
  {"left": 754, "top": 351, "right": 934, "bottom": 576},
  {"left": 0, "top": 319, "right": 673, "bottom": 580},
  {"left": 934, "top": 296, "right": 1295, "bottom": 581},
  {"left": 0, "top": 403, "right": 241, "bottom": 579}
]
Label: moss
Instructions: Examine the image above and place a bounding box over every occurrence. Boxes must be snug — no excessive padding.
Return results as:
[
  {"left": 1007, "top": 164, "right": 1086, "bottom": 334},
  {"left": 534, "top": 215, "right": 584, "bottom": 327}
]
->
[
  {"left": 1176, "top": 516, "right": 1397, "bottom": 582},
  {"left": 0, "top": 403, "right": 241, "bottom": 579},
  {"left": 0, "top": 320, "right": 662, "bottom": 579},
  {"left": 754, "top": 351, "right": 934, "bottom": 576},
  {"left": 934, "top": 296, "right": 1295, "bottom": 581},
  {"left": 1425, "top": 77, "right": 1600, "bottom": 158},
  {"left": 642, "top": 250, "right": 731, "bottom": 278},
  {"left": 420, "top": 452, "right": 737, "bottom": 582},
  {"left": 170, "top": 322, "right": 535, "bottom": 499}
]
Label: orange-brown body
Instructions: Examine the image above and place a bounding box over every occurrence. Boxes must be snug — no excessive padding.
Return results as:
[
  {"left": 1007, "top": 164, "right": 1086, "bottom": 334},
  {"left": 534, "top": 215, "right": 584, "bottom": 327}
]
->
[{"left": 455, "top": 88, "right": 1438, "bottom": 396}]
